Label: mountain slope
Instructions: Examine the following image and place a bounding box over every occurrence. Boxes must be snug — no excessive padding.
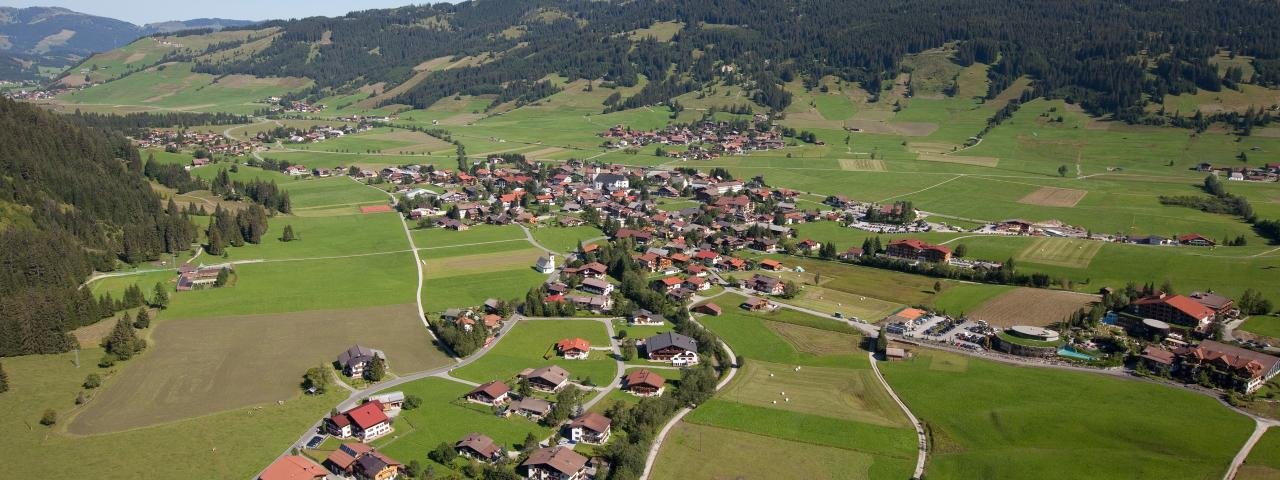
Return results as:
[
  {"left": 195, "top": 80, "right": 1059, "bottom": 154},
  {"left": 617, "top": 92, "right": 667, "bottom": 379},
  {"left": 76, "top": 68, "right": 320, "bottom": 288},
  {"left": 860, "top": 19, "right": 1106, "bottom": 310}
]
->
[{"left": 0, "top": 7, "right": 252, "bottom": 81}]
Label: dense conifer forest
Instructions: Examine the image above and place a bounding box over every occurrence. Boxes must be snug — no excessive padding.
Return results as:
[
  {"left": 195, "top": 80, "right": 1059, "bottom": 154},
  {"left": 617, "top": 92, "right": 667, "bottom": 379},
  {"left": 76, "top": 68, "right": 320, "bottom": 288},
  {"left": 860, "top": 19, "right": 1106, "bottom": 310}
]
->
[
  {"left": 195, "top": 0, "right": 1280, "bottom": 120},
  {"left": 0, "top": 99, "right": 199, "bottom": 356}
]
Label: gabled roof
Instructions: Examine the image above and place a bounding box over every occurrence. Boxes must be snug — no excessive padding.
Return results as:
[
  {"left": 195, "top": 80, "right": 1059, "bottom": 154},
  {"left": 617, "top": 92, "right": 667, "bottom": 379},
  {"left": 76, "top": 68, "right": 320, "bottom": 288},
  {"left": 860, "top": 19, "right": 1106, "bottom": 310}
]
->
[
  {"left": 456, "top": 432, "right": 501, "bottom": 458},
  {"left": 467, "top": 380, "right": 510, "bottom": 399},
  {"left": 522, "top": 446, "right": 588, "bottom": 475},
  {"left": 569, "top": 412, "right": 612, "bottom": 433},
  {"left": 259, "top": 455, "right": 329, "bottom": 480},
  {"left": 326, "top": 443, "right": 373, "bottom": 470},
  {"left": 646, "top": 332, "right": 697, "bottom": 352},
  {"left": 557, "top": 338, "right": 591, "bottom": 353},
  {"left": 523, "top": 365, "right": 571, "bottom": 385},
  {"left": 346, "top": 401, "right": 389, "bottom": 430},
  {"left": 625, "top": 369, "right": 666, "bottom": 389}
]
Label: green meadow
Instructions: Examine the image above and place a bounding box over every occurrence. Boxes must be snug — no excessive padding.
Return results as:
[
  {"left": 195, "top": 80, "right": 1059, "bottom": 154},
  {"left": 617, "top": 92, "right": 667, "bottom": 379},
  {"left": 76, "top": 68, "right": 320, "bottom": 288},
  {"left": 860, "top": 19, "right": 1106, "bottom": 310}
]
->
[{"left": 451, "top": 320, "right": 617, "bottom": 385}]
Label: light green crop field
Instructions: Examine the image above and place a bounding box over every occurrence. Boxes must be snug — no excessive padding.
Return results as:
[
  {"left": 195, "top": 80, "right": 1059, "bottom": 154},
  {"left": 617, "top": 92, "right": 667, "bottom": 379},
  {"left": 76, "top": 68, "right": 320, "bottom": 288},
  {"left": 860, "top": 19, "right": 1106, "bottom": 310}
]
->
[
  {"left": 368, "top": 377, "right": 552, "bottom": 463},
  {"left": 718, "top": 360, "right": 906, "bottom": 426},
  {"left": 684, "top": 399, "right": 916, "bottom": 464},
  {"left": 880, "top": 349, "right": 1254, "bottom": 479},
  {"left": 451, "top": 320, "right": 617, "bottom": 385},
  {"left": 1241, "top": 315, "right": 1280, "bottom": 340},
  {"left": 1, "top": 348, "right": 342, "bottom": 480},
  {"left": 412, "top": 224, "right": 527, "bottom": 247},
  {"left": 931, "top": 283, "right": 1016, "bottom": 316},
  {"left": 422, "top": 267, "right": 547, "bottom": 312},
  {"left": 59, "top": 63, "right": 310, "bottom": 114}
]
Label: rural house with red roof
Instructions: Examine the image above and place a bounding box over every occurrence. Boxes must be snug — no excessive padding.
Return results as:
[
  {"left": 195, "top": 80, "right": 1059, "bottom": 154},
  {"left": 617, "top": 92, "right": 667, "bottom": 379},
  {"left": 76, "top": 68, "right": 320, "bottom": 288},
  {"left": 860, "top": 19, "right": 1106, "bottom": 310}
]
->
[
  {"left": 885, "top": 239, "right": 953, "bottom": 263},
  {"left": 1173, "top": 340, "right": 1280, "bottom": 393},
  {"left": 556, "top": 338, "right": 591, "bottom": 360},
  {"left": 258, "top": 455, "right": 330, "bottom": 480},
  {"left": 326, "top": 401, "right": 392, "bottom": 442},
  {"left": 1131, "top": 293, "right": 1218, "bottom": 332}
]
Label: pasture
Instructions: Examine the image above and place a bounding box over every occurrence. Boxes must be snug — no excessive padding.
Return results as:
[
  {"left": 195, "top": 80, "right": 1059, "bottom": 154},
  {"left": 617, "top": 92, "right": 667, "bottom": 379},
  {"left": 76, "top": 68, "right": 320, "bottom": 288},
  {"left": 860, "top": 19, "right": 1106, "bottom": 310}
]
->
[
  {"left": 450, "top": 320, "right": 617, "bottom": 386},
  {"left": 411, "top": 224, "right": 526, "bottom": 248},
  {"left": 1015, "top": 237, "right": 1105, "bottom": 268},
  {"left": 422, "top": 267, "right": 547, "bottom": 312},
  {"left": 68, "top": 304, "right": 450, "bottom": 434},
  {"left": 1241, "top": 315, "right": 1280, "bottom": 340},
  {"left": 1240, "top": 429, "right": 1280, "bottom": 480},
  {"left": 839, "top": 158, "right": 887, "bottom": 171},
  {"left": 965, "top": 287, "right": 1098, "bottom": 327},
  {"left": 717, "top": 360, "right": 906, "bottom": 427},
  {"left": 696, "top": 294, "right": 868, "bottom": 368},
  {"left": 422, "top": 247, "right": 544, "bottom": 279},
  {"left": 529, "top": 225, "right": 604, "bottom": 254},
  {"left": 880, "top": 349, "right": 1254, "bottom": 479},
  {"left": 0, "top": 348, "right": 340, "bottom": 480}
]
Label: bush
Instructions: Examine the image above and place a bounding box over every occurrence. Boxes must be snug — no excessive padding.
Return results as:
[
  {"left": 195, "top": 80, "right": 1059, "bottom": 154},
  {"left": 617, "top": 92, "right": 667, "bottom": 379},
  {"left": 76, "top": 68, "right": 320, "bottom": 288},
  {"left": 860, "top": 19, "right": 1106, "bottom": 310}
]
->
[
  {"left": 83, "top": 373, "right": 101, "bottom": 389},
  {"left": 98, "top": 352, "right": 118, "bottom": 368},
  {"left": 40, "top": 409, "right": 57, "bottom": 426},
  {"left": 403, "top": 395, "right": 423, "bottom": 410}
]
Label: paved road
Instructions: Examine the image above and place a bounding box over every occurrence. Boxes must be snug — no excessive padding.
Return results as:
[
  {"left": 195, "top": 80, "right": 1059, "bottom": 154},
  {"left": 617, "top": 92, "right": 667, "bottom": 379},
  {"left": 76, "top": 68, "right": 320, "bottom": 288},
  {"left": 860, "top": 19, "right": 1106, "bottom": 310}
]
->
[
  {"left": 1225, "top": 419, "right": 1273, "bottom": 480},
  {"left": 869, "top": 351, "right": 928, "bottom": 480},
  {"left": 519, "top": 316, "right": 626, "bottom": 413}
]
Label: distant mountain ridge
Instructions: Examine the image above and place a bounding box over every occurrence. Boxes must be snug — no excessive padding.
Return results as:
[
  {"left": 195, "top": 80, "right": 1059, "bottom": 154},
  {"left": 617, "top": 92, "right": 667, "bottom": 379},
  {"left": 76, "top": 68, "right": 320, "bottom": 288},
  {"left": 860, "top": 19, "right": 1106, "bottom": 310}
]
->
[{"left": 0, "top": 6, "right": 252, "bottom": 81}]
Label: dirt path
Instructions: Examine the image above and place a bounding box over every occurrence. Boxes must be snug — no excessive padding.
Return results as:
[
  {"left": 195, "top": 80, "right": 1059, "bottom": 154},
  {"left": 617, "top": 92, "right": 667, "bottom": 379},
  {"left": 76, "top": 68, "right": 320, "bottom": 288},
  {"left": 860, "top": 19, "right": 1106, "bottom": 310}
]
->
[
  {"left": 1225, "top": 419, "right": 1280, "bottom": 480},
  {"left": 869, "top": 351, "right": 928, "bottom": 479},
  {"left": 878, "top": 174, "right": 965, "bottom": 203}
]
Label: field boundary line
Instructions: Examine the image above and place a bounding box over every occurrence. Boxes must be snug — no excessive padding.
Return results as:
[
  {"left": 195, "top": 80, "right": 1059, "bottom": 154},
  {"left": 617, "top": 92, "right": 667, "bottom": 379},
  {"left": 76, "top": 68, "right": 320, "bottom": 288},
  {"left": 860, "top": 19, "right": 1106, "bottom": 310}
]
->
[
  {"left": 872, "top": 350, "right": 928, "bottom": 479},
  {"left": 879, "top": 174, "right": 965, "bottom": 203}
]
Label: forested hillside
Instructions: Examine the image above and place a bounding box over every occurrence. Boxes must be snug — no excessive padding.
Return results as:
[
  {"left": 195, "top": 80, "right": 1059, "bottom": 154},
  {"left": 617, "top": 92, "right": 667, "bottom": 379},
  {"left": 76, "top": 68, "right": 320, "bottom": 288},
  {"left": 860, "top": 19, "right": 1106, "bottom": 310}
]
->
[
  {"left": 189, "top": 0, "right": 1280, "bottom": 121},
  {"left": 0, "top": 99, "right": 197, "bottom": 357}
]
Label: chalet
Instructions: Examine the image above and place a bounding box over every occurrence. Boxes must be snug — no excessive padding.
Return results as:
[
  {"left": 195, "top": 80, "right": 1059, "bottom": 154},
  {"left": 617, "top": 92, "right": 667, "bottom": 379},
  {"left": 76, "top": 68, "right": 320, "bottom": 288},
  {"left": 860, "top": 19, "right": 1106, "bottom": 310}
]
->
[
  {"left": 1140, "top": 345, "right": 1177, "bottom": 375},
  {"left": 693, "top": 250, "right": 722, "bottom": 265},
  {"left": 623, "top": 369, "right": 666, "bottom": 396},
  {"left": 1131, "top": 294, "right": 1216, "bottom": 332},
  {"left": 742, "top": 297, "right": 776, "bottom": 311},
  {"left": 580, "top": 278, "right": 615, "bottom": 296},
  {"left": 592, "top": 172, "right": 630, "bottom": 191},
  {"left": 885, "top": 239, "right": 952, "bottom": 263},
  {"left": 336, "top": 345, "right": 386, "bottom": 378},
  {"left": 522, "top": 446, "right": 589, "bottom": 480},
  {"left": 259, "top": 456, "right": 330, "bottom": 480},
  {"left": 759, "top": 259, "right": 783, "bottom": 271},
  {"left": 326, "top": 401, "right": 392, "bottom": 442},
  {"left": 683, "top": 275, "right": 710, "bottom": 291},
  {"left": 796, "top": 239, "right": 821, "bottom": 252},
  {"left": 556, "top": 338, "right": 591, "bottom": 360},
  {"left": 466, "top": 381, "right": 511, "bottom": 405},
  {"left": 693, "top": 302, "right": 723, "bottom": 316},
  {"left": 630, "top": 309, "right": 666, "bottom": 326},
  {"left": 644, "top": 332, "right": 699, "bottom": 366},
  {"left": 752, "top": 237, "right": 780, "bottom": 253},
  {"left": 1174, "top": 340, "right": 1280, "bottom": 393},
  {"left": 456, "top": 433, "right": 503, "bottom": 462},
  {"left": 635, "top": 252, "right": 660, "bottom": 271},
  {"left": 839, "top": 247, "right": 865, "bottom": 260},
  {"left": 507, "top": 397, "right": 553, "bottom": 419},
  {"left": 1177, "top": 233, "right": 1216, "bottom": 246},
  {"left": 519, "top": 365, "right": 571, "bottom": 392},
  {"left": 579, "top": 262, "right": 608, "bottom": 278},
  {"left": 324, "top": 443, "right": 401, "bottom": 480},
  {"left": 567, "top": 412, "right": 612, "bottom": 444},
  {"left": 994, "top": 219, "right": 1034, "bottom": 234},
  {"left": 746, "top": 274, "right": 785, "bottom": 296},
  {"left": 719, "top": 257, "right": 748, "bottom": 271},
  {"left": 654, "top": 276, "right": 684, "bottom": 293}
]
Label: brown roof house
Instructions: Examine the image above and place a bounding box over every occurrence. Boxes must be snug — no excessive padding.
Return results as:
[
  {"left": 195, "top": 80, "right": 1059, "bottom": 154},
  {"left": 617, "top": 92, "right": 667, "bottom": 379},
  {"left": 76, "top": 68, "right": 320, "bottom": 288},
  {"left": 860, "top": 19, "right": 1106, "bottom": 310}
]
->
[
  {"left": 466, "top": 381, "right": 511, "bottom": 406},
  {"left": 518, "top": 365, "right": 571, "bottom": 392},
  {"left": 506, "top": 397, "right": 553, "bottom": 420},
  {"left": 566, "top": 412, "right": 612, "bottom": 444},
  {"left": 1174, "top": 340, "right": 1280, "bottom": 393},
  {"left": 323, "top": 443, "right": 402, "bottom": 480},
  {"left": 623, "top": 369, "right": 666, "bottom": 397},
  {"left": 521, "top": 446, "right": 589, "bottom": 480},
  {"left": 455, "top": 433, "right": 504, "bottom": 462}
]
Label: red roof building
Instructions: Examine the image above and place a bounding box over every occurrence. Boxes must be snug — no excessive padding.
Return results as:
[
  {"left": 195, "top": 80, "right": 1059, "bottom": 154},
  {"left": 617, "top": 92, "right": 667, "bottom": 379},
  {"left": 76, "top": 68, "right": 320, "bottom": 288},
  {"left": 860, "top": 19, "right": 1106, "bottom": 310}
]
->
[
  {"left": 1132, "top": 294, "right": 1217, "bottom": 331},
  {"left": 259, "top": 455, "right": 329, "bottom": 480},
  {"left": 885, "top": 239, "right": 952, "bottom": 263}
]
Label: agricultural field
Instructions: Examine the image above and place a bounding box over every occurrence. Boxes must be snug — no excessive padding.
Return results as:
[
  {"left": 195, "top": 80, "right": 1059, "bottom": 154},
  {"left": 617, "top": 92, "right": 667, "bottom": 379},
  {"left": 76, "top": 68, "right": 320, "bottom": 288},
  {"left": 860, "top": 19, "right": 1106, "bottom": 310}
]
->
[
  {"left": 529, "top": 225, "right": 604, "bottom": 254},
  {"left": 695, "top": 294, "right": 868, "bottom": 368},
  {"left": 718, "top": 360, "right": 906, "bottom": 427},
  {"left": 69, "top": 304, "right": 450, "bottom": 434},
  {"left": 418, "top": 235, "right": 548, "bottom": 311},
  {"left": 58, "top": 62, "right": 309, "bottom": 114},
  {"left": 1240, "top": 429, "right": 1280, "bottom": 480},
  {"left": 880, "top": 349, "right": 1255, "bottom": 479},
  {"left": 965, "top": 287, "right": 1098, "bottom": 327},
  {"left": 1240, "top": 315, "right": 1280, "bottom": 340},
  {"left": 450, "top": 320, "right": 617, "bottom": 386},
  {"left": 1014, "top": 237, "right": 1106, "bottom": 268}
]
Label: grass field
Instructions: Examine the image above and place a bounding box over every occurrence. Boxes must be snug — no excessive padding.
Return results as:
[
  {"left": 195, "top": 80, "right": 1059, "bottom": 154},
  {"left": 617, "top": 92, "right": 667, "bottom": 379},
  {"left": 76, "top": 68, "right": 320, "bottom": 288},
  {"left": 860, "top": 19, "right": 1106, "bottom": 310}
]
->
[
  {"left": 412, "top": 224, "right": 527, "bottom": 248},
  {"left": 1240, "top": 429, "right": 1280, "bottom": 480},
  {"left": 2, "top": 348, "right": 341, "bottom": 479},
  {"left": 368, "top": 377, "right": 552, "bottom": 463},
  {"left": 529, "top": 225, "right": 604, "bottom": 254},
  {"left": 1241, "top": 315, "right": 1280, "bottom": 340},
  {"left": 422, "top": 247, "right": 544, "bottom": 279},
  {"left": 931, "top": 283, "right": 1016, "bottom": 316},
  {"left": 1015, "top": 237, "right": 1106, "bottom": 268},
  {"left": 1018, "top": 186, "right": 1088, "bottom": 207},
  {"left": 880, "top": 349, "right": 1254, "bottom": 479},
  {"left": 696, "top": 294, "right": 868, "bottom": 368},
  {"left": 718, "top": 360, "right": 906, "bottom": 427},
  {"left": 652, "top": 421, "right": 911, "bottom": 479},
  {"left": 69, "top": 304, "right": 450, "bottom": 434},
  {"left": 451, "top": 320, "right": 617, "bottom": 386},
  {"left": 966, "top": 287, "right": 1098, "bottom": 327}
]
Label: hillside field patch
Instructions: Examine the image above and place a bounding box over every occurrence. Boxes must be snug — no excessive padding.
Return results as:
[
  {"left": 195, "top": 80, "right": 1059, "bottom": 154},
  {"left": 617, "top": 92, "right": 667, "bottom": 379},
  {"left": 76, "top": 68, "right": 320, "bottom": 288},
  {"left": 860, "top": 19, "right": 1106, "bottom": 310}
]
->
[
  {"left": 915, "top": 151, "right": 1000, "bottom": 167},
  {"left": 68, "top": 304, "right": 451, "bottom": 434},
  {"left": 652, "top": 422, "right": 911, "bottom": 480},
  {"left": 718, "top": 360, "right": 907, "bottom": 427},
  {"left": 839, "top": 158, "right": 887, "bottom": 171},
  {"left": 765, "top": 321, "right": 862, "bottom": 357},
  {"left": 1018, "top": 186, "right": 1088, "bottom": 207},
  {"left": 966, "top": 287, "right": 1098, "bottom": 327},
  {"left": 422, "top": 247, "right": 544, "bottom": 279},
  {"left": 1015, "top": 237, "right": 1104, "bottom": 268}
]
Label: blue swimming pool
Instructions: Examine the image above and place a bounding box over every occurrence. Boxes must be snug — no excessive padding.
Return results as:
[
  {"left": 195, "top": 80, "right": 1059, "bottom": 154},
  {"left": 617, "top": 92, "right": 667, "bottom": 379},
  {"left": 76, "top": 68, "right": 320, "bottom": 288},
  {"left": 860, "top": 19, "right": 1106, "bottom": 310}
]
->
[{"left": 1057, "top": 346, "right": 1097, "bottom": 360}]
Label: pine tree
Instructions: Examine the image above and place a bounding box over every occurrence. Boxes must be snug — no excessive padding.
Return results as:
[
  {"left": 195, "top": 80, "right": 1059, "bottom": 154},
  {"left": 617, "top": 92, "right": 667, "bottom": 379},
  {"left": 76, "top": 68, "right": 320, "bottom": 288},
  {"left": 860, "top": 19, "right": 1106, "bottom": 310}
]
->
[
  {"left": 152, "top": 282, "right": 169, "bottom": 309},
  {"left": 281, "top": 225, "right": 296, "bottom": 242},
  {"left": 133, "top": 309, "right": 151, "bottom": 329},
  {"left": 123, "top": 284, "right": 147, "bottom": 309},
  {"left": 366, "top": 355, "right": 387, "bottom": 382},
  {"left": 877, "top": 325, "right": 888, "bottom": 353},
  {"left": 103, "top": 316, "right": 142, "bottom": 360},
  {"left": 207, "top": 227, "right": 225, "bottom": 256},
  {"left": 214, "top": 268, "right": 230, "bottom": 287}
]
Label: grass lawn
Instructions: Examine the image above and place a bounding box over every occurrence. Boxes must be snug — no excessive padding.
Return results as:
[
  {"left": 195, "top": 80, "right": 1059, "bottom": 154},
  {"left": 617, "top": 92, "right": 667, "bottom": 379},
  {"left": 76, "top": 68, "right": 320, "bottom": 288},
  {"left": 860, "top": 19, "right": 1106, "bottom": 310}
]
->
[
  {"left": 411, "top": 224, "right": 527, "bottom": 248},
  {"left": 685, "top": 399, "right": 916, "bottom": 460},
  {"left": 1241, "top": 315, "right": 1280, "bottom": 340},
  {"left": 369, "top": 377, "right": 551, "bottom": 463},
  {"left": 451, "top": 320, "right": 617, "bottom": 386},
  {"left": 1, "top": 349, "right": 341, "bottom": 480},
  {"left": 423, "top": 248, "right": 544, "bottom": 279},
  {"left": 880, "top": 348, "right": 1254, "bottom": 479},
  {"left": 422, "top": 266, "right": 546, "bottom": 312},
  {"left": 717, "top": 359, "right": 906, "bottom": 427},
  {"left": 203, "top": 212, "right": 410, "bottom": 262},
  {"left": 696, "top": 294, "right": 868, "bottom": 368},
  {"left": 529, "top": 225, "right": 604, "bottom": 254},
  {"left": 651, "top": 422, "right": 913, "bottom": 479},
  {"left": 931, "top": 283, "right": 1016, "bottom": 316},
  {"left": 69, "top": 304, "right": 450, "bottom": 434},
  {"left": 1240, "top": 429, "right": 1280, "bottom": 480}
]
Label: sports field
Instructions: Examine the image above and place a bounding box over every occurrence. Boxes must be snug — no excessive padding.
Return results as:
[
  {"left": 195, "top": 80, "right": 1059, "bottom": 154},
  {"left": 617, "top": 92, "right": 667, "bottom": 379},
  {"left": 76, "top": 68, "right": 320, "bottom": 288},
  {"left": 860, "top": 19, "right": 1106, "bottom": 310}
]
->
[
  {"left": 1015, "top": 237, "right": 1105, "bottom": 268},
  {"left": 68, "top": 304, "right": 450, "bottom": 434},
  {"left": 880, "top": 349, "right": 1254, "bottom": 479},
  {"left": 966, "top": 287, "right": 1098, "bottom": 327}
]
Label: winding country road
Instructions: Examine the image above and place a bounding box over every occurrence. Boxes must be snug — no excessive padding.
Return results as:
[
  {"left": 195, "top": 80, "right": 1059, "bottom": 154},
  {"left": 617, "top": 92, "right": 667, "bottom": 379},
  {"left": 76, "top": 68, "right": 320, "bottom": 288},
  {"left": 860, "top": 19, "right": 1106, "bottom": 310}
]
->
[{"left": 869, "top": 351, "right": 928, "bottom": 480}]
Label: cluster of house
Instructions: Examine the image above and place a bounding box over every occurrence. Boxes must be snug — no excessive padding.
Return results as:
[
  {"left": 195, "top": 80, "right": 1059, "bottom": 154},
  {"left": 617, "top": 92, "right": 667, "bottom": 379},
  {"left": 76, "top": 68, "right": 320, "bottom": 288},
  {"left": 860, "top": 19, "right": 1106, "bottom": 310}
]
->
[
  {"left": 1141, "top": 340, "right": 1280, "bottom": 393},
  {"left": 980, "top": 219, "right": 1229, "bottom": 248},
  {"left": 255, "top": 122, "right": 375, "bottom": 144},
  {"left": 262, "top": 97, "right": 326, "bottom": 113},
  {"left": 3, "top": 87, "right": 71, "bottom": 101},
  {"left": 443, "top": 301, "right": 507, "bottom": 334},
  {"left": 1120, "top": 290, "right": 1237, "bottom": 334},
  {"left": 176, "top": 263, "right": 232, "bottom": 291},
  {"left": 1198, "top": 162, "right": 1280, "bottom": 182},
  {"left": 133, "top": 129, "right": 258, "bottom": 157},
  {"left": 599, "top": 120, "right": 786, "bottom": 158}
]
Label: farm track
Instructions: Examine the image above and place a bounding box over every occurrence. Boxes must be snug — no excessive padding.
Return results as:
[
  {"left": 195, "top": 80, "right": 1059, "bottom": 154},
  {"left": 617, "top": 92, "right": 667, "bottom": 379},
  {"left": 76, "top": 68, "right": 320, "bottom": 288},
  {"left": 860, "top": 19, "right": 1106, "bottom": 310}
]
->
[{"left": 869, "top": 351, "right": 928, "bottom": 479}]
